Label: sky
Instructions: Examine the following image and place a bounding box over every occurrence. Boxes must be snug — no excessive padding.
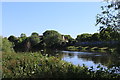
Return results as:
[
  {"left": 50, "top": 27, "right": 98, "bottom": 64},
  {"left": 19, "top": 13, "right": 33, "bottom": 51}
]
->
[{"left": 2, "top": 2, "right": 107, "bottom": 38}]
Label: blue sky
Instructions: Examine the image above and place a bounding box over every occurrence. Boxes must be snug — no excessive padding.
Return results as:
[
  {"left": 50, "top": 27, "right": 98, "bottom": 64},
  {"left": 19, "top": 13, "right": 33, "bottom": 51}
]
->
[{"left": 2, "top": 2, "right": 106, "bottom": 38}]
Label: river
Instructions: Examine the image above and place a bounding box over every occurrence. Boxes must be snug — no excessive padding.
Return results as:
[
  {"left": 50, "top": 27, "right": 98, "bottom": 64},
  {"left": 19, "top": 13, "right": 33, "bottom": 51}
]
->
[{"left": 42, "top": 49, "right": 120, "bottom": 72}]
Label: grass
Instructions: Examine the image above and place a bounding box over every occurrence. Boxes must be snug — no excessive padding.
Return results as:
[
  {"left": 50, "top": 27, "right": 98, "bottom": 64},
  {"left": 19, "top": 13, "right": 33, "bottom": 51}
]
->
[
  {"left": 66, "top": 46, "right": 116, "bottom": 53},
  {"left": 2, "top": 52, "right": 120, "bottom": 78},
  {"left": 66, "top": 46, "right": 78, "bottom": 51}
]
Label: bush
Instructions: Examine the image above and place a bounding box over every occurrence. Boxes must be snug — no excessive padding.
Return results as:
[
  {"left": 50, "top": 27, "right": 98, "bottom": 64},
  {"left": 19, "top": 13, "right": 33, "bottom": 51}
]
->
[
  {"left": 2, "top": 52, "right": 120, "bottom": 78},
  {"left": 1, "top": 38, "right": 14, "bottom": 53}
]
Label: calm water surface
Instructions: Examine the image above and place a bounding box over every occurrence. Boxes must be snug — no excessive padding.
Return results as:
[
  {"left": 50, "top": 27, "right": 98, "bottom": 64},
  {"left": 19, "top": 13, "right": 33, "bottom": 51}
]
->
[{"left": 43, "top": 49, "right": 120, "bottom": 71}]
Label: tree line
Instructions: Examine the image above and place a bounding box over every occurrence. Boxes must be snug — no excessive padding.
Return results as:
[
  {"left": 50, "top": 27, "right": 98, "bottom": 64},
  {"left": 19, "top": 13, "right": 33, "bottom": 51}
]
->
[
  {"left": 76, "top": 27, "right": 120, "bottom": 42},
  {"left": 1, "top": 26, "right": 120, "bottom": 53},
  {"left": 1, "top": 1, "right": 120, "bottom": 53},
  {"left": 2, "top": 30, "right": 74, "bottom": 52}
]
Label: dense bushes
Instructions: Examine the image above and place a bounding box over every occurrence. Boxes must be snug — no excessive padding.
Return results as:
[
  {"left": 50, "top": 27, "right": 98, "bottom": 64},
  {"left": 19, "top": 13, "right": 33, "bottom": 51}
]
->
[
  {"left": 2, "top": 52, "right": 120, "bottom": 78},
  {"left": 2, "top": 52, "right": 42, "bottom": 78},
  {"left": 1, "top": 37, "right": 14, "bottom": 53}
]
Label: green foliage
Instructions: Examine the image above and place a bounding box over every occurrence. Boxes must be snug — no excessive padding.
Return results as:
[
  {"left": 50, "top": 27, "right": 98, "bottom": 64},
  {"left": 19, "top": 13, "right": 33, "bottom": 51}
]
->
[
  {"left": 100, "top": 27, "right": 120, "bottom": 41},
  {"left": 64, "top": 35, "right": 75, "bottom": 45},
  {"left": 100, "top": 28, "right": 111, "bottom": 41},
  {"left": 2, "top": 52, "right": 120, "bottom": 78},
  {"left": 66, "top": 45, "right": 116, "bottom": 53},
  {"left": 28, "top": 34, "right": 41, "bottom": 51},
  {"left": 96, "top": 1, "right": 119, "bottom": 30},
  {"left": 14, "top": 33, "right": 41, "bottom": 52},
  {"left": 64, "top": 35, "right": 74, "bottom": 41},
  {"left": 66, "top": 46, "right": 78, "bottom": 51},
  {"left": 1, "top": 38, "right": 14, "bottom": 52},
  {"left": 43, "top": 30, "right": 63, "bottom": 48},
  {"left": 2, "top": 52, "right": 42, "bottom": 78},
  {"left": 29, "top": 34, "right": 40, "bottom": 46},
  {"left": 8, "top": 35, "right": 18, "bottom": 44},
  {"left": 96, "top": 1, "right": 120, "bottom": 52},
  {"left": 3, "top": 30, "right": 120, "bottom": 52},
  {"left": 19, "top": 33, "right": 27, "bottom": 43},
  {"left": 91, "top": 33, "right": 100, "bottom": 41},
  {"left": 31, "top": 32, "right": 39, "bottom": 36},
  {"left": 76, "top": 28, "right": 120, "bottom": 42},
  {"left": 76, "top": 33, "right": 92, "bottom": 42}
]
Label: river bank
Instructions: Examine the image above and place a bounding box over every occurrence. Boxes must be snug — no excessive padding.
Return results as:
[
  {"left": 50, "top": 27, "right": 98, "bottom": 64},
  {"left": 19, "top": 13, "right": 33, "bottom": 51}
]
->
[
  {"left": 2, "top": 52, "right": 120, "bottom": 78},
  {"left": 66, "top": 46, "right": 116, "bottom": 53}
]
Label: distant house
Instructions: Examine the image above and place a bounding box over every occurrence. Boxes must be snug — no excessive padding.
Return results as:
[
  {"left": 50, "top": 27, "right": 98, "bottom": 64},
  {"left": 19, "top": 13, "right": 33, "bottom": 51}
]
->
[{"left": 62, "top": 35, "right": 69, "bottom": 42}]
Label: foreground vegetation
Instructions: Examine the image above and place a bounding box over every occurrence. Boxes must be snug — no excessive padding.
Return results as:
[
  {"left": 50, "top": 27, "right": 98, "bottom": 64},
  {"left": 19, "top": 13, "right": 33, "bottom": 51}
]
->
[
  {"left": 2, "top": 52, "right": 120, "bottom": 78},
  {"left": 1, "top": 1, "right": 120, "bottom": 79}
]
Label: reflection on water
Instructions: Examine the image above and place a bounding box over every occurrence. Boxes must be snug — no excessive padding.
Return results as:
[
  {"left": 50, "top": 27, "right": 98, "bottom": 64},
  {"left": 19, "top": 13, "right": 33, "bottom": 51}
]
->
[
  {"left": 42, "top": 49, "right": 120, "bottom": 71},
  {"left": 61, "top": 51, "right": 108, "bottom": 70}
]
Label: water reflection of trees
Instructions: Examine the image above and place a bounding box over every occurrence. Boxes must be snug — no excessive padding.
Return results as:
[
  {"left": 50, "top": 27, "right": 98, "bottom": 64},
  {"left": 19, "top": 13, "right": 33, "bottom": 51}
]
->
[
  {"left": 41, "top": 49, "right": 66, "bottom": 59},
  {"left": 59, "top": 53, "right": 75, "bottom": 59},
  {"left": 67, "top": 53, "right": 74, "bottom": 58},
  {"left": 42, "top": 49, "right": 120, "bottom": 69},
  {"left": 77, "top": 53, "right": 120, "bottom": 68}
]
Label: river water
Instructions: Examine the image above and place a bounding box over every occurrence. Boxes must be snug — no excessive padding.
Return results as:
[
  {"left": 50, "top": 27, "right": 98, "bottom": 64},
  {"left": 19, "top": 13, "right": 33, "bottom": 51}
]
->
[{"left": 43, "top": 49, "right": 120, "bottom": 72}]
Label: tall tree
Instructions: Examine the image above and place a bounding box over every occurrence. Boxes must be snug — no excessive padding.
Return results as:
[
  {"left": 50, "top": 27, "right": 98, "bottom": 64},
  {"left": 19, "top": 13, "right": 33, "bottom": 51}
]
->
[
  {"left": 18, "top": 33, "right": 27, "bottom": 43},
  {"left": 96, "top": 0, "right": 120, "bottom": 53},
  {"left": 29, "top": 32, "right": 40, "bottom": 46},
  {"left": 96, "top": 0, "right": 120, "bottom": 31},
  {"left": 8, "top": 35, "right": 18, "bottom": 43},
  {"left": 31, "top": 32, "right": 39, "bottom": 36},
  {"left": 91, "top": 33, "right": 100, "bottom": 41},
  {"left": 43, "top": 30, "right": 63, "bottom": 48},
  {"left": 8, "top": 35, "right": 18, "bottom": 46},
  {"left": 76, "top": 33, "right": 92, "bottom": 42}
]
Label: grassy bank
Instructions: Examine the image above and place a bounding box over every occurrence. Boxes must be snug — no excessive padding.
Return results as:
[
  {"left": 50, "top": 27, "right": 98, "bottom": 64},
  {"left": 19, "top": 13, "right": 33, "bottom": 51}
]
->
[
  {"left": 66, "top": 46, "right": 116, "bottom": 53},
  {"left": 2, "top": 52, "right": 120, "bottom": 78}
]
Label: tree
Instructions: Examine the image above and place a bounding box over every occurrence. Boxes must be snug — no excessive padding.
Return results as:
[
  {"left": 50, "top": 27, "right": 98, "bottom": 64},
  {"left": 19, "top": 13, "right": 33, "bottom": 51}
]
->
[
  {"left": 24, "top": 38, "right": 31, "bottom": 52},
  {"left": 29, "top": 32, "right": 40, "bottom": 46},
  {"left": 20, "top": 33, "right": 27, "bottom": 38},
  {"left": 18, "top": 33, "right": 27, "bottom": 43},
  {"left": 91, "top": 33, "right": 100, "bottom": 41},
  {"left": 8, "top": 35, "right": 18, "bottom": 44},
  {"left": 43, "top": 30, "right": 63, "bottom": 48},
  {"left": 64, "top": 35, "right": 74, "bottom": 41},
  {"left": 64, "top": 35, "right": 75, "bottom": 45},
  {"left": 1, "top": 37, "right": 14, "bottom": 52},
  {"left": 96, "top": 0, "right": 120, "bottom": 31},
  {"left": 31, "top": 32, "right": 39, "bottom": 36},
  {"left": 26, "top": 32, "right": 41, "bottom": 51},
  {"left": 76, "top": 33, "right": 92, "bottom": 42},
  {"left": 96, "top": 0, "right": 120, "bottom": 53},
  {"left": 99, "top": 24, "right": 120, "bottom": 41}
]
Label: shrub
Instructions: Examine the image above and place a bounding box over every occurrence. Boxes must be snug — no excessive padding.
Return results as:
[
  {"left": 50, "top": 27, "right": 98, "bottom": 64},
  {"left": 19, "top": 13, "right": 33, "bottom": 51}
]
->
[
  {"left": 1, "top": 38, "right": 14, "bottom": 53},
  {"left": 2, "top": 52, "right": 120, "bottom": 78}
]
